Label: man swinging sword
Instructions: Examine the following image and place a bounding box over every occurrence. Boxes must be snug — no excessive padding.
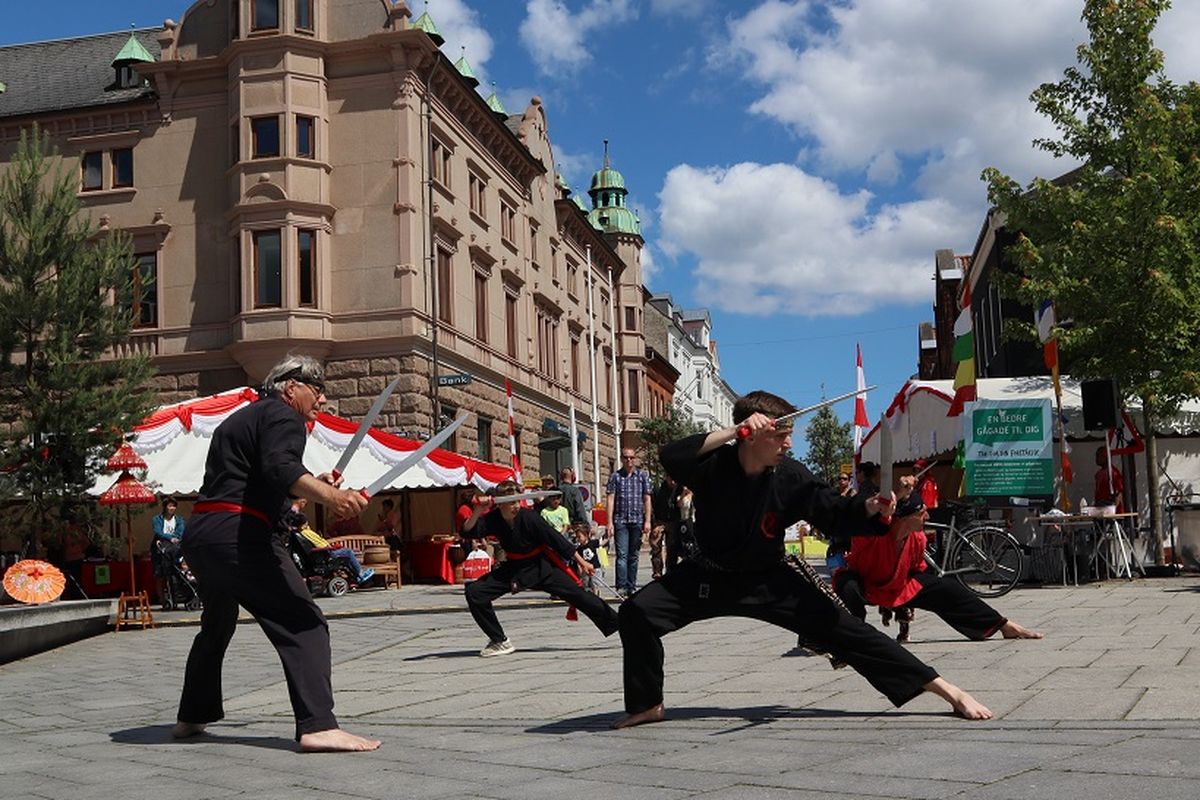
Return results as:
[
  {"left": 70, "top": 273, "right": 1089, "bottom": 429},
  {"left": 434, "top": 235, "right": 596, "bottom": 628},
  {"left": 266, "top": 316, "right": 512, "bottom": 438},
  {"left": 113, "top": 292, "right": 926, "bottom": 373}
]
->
[
  {"left": 614, "top": 390, "right": 992, "bottom": 729},
  {"left": 461, "top": 481, "right": 619, "bottom": 656}
]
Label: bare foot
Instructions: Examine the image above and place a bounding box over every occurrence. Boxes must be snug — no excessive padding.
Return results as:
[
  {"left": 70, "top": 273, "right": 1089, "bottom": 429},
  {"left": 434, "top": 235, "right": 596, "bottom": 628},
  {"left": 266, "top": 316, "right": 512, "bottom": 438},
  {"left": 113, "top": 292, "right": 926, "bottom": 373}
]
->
[
  {"left": 171, "top": 721, "right": 207, "bottom": 739},
  {"left": 299, "top": 728, "right": 382, "bottom": 752},
  {"left": 1001, "top": 621, "right": 1044, "bottom": 639},
  {"left": 923, "top": 677, "right": 993, "bottom": 721},
  {"left": 612, "top": 704, "right": 665, "bottom": 729}
]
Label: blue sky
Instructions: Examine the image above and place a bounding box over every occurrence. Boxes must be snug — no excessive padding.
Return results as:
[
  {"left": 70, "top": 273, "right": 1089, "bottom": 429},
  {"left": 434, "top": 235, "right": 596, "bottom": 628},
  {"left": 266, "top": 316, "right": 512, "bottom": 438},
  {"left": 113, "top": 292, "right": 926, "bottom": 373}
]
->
[{"left": 6, "top": 1, "right": 1200, "bottom": 439}]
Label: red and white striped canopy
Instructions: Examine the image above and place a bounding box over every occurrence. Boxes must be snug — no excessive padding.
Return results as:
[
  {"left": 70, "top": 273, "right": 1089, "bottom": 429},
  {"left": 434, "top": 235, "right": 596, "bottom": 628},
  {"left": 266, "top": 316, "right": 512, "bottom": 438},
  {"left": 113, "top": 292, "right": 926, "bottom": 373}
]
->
[{"left": 89, "top": 387, "right": 514, "bottom": 496}]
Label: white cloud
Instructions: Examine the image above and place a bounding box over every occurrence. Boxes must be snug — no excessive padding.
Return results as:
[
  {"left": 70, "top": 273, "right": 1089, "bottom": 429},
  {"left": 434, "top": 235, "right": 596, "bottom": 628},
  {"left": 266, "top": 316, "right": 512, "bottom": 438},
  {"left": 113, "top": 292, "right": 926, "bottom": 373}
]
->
[
  {"left": 657, "top": 162, "right": 976, "bottom": 316},
  {"left": 519, "top": 0, "right": 637, "bottom": 76},
  {"left": 723, "top": 0, "right": 1089, "bottom": 204},
  {"left": 428, "top": 0, "right": 494, "bottom": 85},
  {"left": 640, "top": 243, "right": 660, "bottom": 288}
]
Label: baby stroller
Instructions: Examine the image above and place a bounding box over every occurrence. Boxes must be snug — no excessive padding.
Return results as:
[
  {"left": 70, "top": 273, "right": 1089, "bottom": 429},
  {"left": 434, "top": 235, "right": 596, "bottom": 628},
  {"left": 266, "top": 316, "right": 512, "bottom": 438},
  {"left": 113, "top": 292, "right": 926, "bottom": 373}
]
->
[
  {"left": 157, "top": 540, "right": 202, "bottom": 612},
  {"left": 289, "top": 531, "right": 363, "bottom": 598}
]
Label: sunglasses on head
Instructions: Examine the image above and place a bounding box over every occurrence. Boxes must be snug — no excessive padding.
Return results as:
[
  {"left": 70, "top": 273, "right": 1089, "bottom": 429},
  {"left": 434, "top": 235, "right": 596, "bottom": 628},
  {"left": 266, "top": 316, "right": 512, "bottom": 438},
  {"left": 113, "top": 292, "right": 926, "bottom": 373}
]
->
[{"left": 280, "top": 366, "right": 324, "bottom": 395}]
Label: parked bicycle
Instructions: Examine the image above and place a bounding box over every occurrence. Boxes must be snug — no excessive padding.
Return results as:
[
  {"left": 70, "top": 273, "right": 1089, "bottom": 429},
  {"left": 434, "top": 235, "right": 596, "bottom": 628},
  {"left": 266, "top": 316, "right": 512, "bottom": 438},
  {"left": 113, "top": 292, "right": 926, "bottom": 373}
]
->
[{"left": 923, "top": 500, "right": 1024, "bottom": 598}]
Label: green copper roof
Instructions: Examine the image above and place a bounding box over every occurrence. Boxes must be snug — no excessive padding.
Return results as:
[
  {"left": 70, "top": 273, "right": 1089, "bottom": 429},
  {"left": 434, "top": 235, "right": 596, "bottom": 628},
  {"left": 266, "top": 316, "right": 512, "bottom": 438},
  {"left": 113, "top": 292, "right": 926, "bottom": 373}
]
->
[
  {"left": 111, "top": 31, "right": 154, "bottom": 65},
  {"left": 589, "top": 166, "right": 626, "bottom": 191},
  {"left": 485, "top": 84, "right": 506, "bottom": 115},
  {"left": 588, "top": 205, "right": 640, "bottom": 235},
  {"left": 454, "top": 51, "right": 479, "bottom": 88},
  {"left": 572, "top": 194, "right": 589, "bottom": 212},
  {"left": 412, "top": 11, "right": 445, "bottom": 46}
]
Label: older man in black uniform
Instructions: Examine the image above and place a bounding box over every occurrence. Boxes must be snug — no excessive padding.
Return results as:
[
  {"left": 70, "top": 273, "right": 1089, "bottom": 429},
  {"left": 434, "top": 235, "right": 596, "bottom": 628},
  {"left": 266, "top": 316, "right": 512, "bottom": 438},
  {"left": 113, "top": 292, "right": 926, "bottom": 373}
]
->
[
  {"left": 461, "top": 480, "right": 618, "bottom": 656},
  {"left": 614, "top": 390, "right": 992, "bottom": 729},
  {"left": 172, "top": 355, "right": 379, "bottom": 752}
]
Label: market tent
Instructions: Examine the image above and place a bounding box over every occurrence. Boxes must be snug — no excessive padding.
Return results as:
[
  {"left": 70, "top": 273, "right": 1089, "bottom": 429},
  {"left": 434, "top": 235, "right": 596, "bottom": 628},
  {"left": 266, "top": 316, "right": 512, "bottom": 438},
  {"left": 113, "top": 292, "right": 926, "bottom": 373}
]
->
[
  {"left": 859, "top": 376, "right": 1200, "bottom": 464},
  {"left": 88, "top": 388, "right": 514, "bottom": 496}
]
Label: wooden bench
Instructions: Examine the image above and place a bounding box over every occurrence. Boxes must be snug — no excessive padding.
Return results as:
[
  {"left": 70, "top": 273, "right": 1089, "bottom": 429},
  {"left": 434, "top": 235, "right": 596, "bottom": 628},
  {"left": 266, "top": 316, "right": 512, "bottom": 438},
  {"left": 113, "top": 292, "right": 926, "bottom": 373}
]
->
[{"left": 326, "top": 534, "right": 401, "bottom": 589}]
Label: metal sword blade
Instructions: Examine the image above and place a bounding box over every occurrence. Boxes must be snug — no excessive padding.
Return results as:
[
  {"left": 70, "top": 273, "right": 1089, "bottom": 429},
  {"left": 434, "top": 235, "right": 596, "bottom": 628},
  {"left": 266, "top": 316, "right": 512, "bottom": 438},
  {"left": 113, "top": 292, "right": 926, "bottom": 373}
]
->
[
  {"left": 331, "top": 375, "right": 401, "bottom": 480},
  {"left": 484, "top": 490, "right": 562, "bottom": 505},
  {"left": 360, "top": 413, "right": 470, "bottom": 498},
  {"left": 777, "top": 385, "right": 878, "bottom": 426},
  {"left": 878, "top": 412, "right": 893, "bottom": 495}
]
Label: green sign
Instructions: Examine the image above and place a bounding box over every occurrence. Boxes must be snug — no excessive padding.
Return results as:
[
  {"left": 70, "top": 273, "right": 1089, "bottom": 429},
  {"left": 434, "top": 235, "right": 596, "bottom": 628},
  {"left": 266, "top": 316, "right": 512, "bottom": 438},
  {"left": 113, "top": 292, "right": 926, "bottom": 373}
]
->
[
  {"left": 95, "top": 564, "right": 110, "bottom": 585},
  {"left": 964, "top": 399, "right": 1053, "bottom": 497}
]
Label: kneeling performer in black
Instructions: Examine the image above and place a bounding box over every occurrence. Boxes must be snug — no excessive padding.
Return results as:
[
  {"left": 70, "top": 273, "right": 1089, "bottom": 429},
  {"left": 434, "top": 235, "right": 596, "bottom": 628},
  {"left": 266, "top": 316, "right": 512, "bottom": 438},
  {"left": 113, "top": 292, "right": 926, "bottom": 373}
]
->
[
  {"left": 614, "top": 390, "right": 991, "bottom": 728},
  {"left": 463, "top": 480, "right": 618, "bottom": 657}
]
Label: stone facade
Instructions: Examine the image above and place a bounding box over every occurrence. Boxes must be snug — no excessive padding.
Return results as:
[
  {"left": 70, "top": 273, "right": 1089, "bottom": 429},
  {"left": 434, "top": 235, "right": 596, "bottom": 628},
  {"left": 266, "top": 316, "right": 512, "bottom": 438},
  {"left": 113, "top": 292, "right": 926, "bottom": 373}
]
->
[{"left": 0, "top": 0, "right": 643, "bottom": 493}]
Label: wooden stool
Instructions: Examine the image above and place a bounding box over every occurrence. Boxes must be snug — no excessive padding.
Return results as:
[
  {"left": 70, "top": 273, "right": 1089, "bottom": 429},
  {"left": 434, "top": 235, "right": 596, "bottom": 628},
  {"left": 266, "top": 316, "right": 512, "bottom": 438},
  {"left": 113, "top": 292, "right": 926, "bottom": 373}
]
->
[{"left": 115, "top": 591, "right": 156, "bottom": 630}]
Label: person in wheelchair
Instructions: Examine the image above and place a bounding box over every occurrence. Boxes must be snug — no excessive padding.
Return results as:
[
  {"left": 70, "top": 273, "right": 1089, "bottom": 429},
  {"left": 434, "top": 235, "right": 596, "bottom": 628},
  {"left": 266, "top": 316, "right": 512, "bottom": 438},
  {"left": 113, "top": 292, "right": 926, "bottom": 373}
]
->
[
  {"left": 286, "top": 499, "right": 374, "bottom": 587},
  {"left": 833, "top": 478, "right": 1043, "bottom": 643}
]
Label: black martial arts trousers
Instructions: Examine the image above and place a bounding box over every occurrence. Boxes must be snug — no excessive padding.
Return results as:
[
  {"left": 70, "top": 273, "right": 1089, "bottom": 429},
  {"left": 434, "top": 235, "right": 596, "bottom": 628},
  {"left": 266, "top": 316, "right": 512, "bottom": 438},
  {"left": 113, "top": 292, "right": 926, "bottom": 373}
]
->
[
  {"left": 178, "top": 526, "right": 337, "bottom": 740},
  {"left": 465, "top": 557, "right": 619, "bottom": 643},
  {"left": 619, "top": 558, "right": 939, "bottom": 715},
  {"left": 834, "top": 570, "right": 1005, "bottom": 641}
]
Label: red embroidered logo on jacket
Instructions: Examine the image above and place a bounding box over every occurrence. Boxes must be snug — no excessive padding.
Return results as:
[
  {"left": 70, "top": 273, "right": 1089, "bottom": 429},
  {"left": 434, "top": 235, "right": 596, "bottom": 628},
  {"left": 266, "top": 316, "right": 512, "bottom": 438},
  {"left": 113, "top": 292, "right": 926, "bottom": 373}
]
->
[{"left": 760, "top": 511, "right": 779, "bottom": 539}]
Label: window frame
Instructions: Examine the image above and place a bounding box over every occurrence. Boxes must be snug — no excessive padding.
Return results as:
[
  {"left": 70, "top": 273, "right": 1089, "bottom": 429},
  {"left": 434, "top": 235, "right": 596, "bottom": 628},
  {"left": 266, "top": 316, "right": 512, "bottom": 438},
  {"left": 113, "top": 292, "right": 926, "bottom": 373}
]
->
[
  {"left": 131, "top": 252, "right": 158, "bottom": 328},
  {"left": 295, "top": 115, "right": 315, "bottom": 159},
  {"left": 298, "top": 228, "right": 316, "bottom": 307},
  {"left": 252, "top": 229, "right": 283, "bottom": 308},
  {"left": 476, "top": 417, "right": 492, "bottom": 462},
  {"left": 111, "top": 148, "right": 134, "bottom": 189},
  {"left": 251, "top": 115, "right": 281, "bottom": 159},
  {"left": 474, "top": 270, "right": 488, "bottom": 342},
  {"left": 81, "top": 151, "right": 103, "bottom": 192},
  {"left": 431, "top": 137, "right": 452, "bottom": 189},
  {"left": 251, "top": 0, "right": 280, "bottom": 31},
  {"left": 505, "top": 291, "right": 518, "bottom": 358},
  {"left": 436, "top": 247, "right": 453, "bottom": 324},
  {"left": 295, "top": 0, "right": 314, "bottom": 33}
]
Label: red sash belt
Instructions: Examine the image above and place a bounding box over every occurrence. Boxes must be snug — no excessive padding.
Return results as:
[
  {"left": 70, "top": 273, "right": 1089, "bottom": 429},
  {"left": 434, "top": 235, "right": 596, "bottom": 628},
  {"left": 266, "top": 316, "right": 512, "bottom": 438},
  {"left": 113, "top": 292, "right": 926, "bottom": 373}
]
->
[
  {"left": 193, "top": 501, "right": 271, "bottom": 526},
  {"left": 506, "top": 545, "right": 583, "bottom": 621}
]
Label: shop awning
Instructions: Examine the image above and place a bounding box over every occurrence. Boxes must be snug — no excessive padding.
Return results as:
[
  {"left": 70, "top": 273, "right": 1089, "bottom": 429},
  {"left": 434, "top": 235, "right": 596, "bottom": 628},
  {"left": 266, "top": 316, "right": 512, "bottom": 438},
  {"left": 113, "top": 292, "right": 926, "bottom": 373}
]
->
[{"left": 88, "top": 387, "right": 516, "bottom": 496}]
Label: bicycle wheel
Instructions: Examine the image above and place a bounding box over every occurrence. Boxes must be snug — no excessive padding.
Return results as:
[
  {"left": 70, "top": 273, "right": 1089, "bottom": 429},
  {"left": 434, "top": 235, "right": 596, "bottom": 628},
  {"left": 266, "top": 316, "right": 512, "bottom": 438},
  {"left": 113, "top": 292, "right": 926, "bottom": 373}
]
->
[{"left": 948, "top": 526, "right": 1023, "bottom": 598}]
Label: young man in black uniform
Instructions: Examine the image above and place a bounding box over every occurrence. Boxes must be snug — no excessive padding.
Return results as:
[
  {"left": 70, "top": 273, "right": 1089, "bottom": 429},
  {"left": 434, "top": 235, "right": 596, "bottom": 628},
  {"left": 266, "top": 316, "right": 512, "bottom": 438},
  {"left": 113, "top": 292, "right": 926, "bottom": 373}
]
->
[
  {"left": 614, "top": 390, "right": 992, "bottom": 728},
  {"left": 173, "top": 355, "right": 380, "bottom": 752},
  {"left": 462, "top": 480, "right": 618, "bottom": 656}
]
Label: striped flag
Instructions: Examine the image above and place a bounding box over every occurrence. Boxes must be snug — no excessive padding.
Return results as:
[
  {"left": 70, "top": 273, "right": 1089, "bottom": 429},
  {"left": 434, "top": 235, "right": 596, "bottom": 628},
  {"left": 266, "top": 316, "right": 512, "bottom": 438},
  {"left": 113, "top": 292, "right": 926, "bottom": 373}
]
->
[
  {"left": 853, "top": 344, "right": 869, "bottom": 455},
  {"left": 1036, "top": 299, "right": 1059, "bottom": 374},
  {"left": 947, "top": 283, "right": 976, "bottom": 417},
  {"left": 505, "top": 379, "right": 522, "bottom": 484}
]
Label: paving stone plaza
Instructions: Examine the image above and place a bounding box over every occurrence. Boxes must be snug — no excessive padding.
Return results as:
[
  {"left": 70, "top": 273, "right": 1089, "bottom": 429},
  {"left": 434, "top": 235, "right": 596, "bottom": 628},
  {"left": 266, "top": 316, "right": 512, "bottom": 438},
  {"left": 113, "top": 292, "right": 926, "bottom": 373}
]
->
[{"left": 4, "top": 575, "right": 1200, "bottom": 799}]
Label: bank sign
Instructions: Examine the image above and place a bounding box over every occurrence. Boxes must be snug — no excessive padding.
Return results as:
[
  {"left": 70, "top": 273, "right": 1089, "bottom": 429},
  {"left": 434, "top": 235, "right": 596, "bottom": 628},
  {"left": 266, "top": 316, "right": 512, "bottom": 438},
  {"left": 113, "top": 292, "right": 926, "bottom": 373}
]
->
[{"left": 964, "top": 399, "right": 1053, "bottom": 497}]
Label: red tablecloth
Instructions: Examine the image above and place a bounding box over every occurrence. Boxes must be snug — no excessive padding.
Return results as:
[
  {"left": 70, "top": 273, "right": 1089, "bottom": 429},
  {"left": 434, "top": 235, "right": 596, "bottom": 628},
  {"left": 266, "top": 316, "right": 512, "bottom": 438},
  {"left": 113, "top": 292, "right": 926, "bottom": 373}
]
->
[
  {"left": 409, "top": 540, "right": 457, "bottom": 584},
  {"left": 81, "top": 560, "right": 155, "bottom": 598}
]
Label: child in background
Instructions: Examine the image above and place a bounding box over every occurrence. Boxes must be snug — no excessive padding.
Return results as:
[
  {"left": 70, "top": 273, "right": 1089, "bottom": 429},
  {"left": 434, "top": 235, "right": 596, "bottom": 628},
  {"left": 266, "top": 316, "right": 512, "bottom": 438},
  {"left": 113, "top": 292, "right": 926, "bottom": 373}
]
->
[
  {"left": 540, "top": 493, "right": 571, "bottom": 537},
  {"left": 572, "top": 522, "right": 604, "bottom": 594}
]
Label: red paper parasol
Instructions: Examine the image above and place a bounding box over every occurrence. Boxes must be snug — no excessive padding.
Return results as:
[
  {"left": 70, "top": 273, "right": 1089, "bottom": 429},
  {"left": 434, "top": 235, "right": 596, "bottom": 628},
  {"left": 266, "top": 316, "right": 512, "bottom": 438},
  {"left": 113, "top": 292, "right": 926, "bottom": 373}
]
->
[
  {"left": 99, "top": 472, "right": 157, "bottom": 505},
  {"left": 3, "top": 559, "right": 66, "bottom": 604},
  {"left": 99, "top": 471, "right": 158, "bottom": 596},
  {"left": 105, "top": 442, "right": 147, "bottom": 472}
]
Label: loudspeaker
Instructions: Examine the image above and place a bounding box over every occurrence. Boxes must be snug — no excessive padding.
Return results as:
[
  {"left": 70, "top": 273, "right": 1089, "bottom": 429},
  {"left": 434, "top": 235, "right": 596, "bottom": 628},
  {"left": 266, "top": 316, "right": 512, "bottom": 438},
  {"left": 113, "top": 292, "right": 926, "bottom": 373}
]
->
[{"left": 1081, "top": 379, "right": 1119, "bottom": 430}]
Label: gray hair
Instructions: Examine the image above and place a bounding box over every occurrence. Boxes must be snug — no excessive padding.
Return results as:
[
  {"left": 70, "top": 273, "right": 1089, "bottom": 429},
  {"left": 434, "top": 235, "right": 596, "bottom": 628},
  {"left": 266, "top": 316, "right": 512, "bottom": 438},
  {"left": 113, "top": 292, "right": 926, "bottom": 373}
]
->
[{"left": 262, "top": 354, "right": 325, "bottom": 396}]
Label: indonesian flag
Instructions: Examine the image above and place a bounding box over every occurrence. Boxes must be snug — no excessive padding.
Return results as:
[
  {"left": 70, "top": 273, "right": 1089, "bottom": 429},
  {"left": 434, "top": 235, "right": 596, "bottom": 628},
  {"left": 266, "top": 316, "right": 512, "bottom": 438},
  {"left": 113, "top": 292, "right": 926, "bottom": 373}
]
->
[
  {"left": 947, "top": 283, "right": 976, "bottom": 417},
  {"left": 853, "top": 344, "right": 869, "bottom": 454},
  {"left": 505, "top": 379, "right": 523, "bottom": 484}
]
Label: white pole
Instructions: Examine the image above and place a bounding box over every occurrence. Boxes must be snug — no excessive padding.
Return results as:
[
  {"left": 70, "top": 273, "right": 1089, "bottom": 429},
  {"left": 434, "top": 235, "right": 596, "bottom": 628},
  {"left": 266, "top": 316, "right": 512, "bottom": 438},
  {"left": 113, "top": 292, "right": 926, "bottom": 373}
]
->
[
  {"left": 607, "top": 266, "right": 622, "bottom": 470},
  {"left": 586, "top": 250, "right": 602, "bottom": 501},
  {"left": 569, "top": 402, "right": 580, "bottom": 481}
]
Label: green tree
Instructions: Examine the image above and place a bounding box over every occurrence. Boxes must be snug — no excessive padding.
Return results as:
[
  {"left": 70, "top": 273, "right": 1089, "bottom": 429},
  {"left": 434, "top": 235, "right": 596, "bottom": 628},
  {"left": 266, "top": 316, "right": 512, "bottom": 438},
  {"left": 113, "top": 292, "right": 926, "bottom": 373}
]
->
[
  {"left": 0, "top": 127, "right": 157, "bottom": 553},
  {"left": 982, "top": 0, "right": 1200, "bottom": 564},
  {"left": 636, "top": 403, "right": 705, "bottom": 484},
  {"left": 803, "top": 405, "right": 853, "bottom": 487}
]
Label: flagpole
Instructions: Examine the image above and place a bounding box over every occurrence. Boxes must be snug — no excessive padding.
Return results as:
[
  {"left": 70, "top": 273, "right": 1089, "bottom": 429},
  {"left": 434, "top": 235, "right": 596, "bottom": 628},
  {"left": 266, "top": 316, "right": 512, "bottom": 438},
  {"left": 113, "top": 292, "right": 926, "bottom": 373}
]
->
[
  {"left": 505, "top": 379, "right": 523, "bottom": 485},
  {"left": 852, "top": 343, "right": 869, "bottom": 490}
]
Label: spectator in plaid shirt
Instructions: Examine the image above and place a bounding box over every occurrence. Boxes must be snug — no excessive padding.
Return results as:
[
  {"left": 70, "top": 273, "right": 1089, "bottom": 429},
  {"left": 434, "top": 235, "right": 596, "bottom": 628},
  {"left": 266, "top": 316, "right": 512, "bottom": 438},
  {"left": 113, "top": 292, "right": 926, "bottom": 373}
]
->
[{"left": 606, "top": 448, "right": 653, "bottom": 596}]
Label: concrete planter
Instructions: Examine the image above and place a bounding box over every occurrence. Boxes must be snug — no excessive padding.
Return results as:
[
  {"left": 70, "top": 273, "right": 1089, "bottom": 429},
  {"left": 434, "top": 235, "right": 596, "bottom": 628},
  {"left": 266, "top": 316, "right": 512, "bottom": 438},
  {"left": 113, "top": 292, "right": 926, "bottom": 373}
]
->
[{"left": 0, "top": 599, "right": 118, "bottom": 664}]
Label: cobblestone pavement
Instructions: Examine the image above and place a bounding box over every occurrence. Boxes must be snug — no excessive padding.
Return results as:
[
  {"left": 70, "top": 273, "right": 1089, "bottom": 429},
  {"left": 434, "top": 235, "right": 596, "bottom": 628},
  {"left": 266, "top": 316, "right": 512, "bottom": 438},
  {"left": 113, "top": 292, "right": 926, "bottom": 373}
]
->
[{"left": 4, "top": 574, "right": 1200, "bottom": 799}]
